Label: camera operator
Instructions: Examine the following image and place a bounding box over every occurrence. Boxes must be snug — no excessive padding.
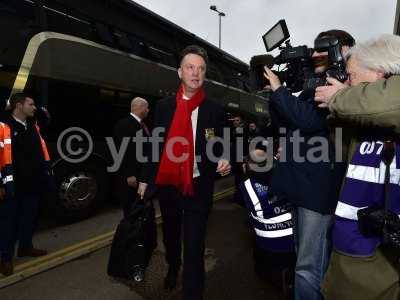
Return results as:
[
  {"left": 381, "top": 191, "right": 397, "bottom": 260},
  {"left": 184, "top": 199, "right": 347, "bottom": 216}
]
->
[
  {"left": 316, "top": 34, "right": 400, "bottom": 300},
  {"left": 263, "top": 29, "right": 355, "bottom": 300}
]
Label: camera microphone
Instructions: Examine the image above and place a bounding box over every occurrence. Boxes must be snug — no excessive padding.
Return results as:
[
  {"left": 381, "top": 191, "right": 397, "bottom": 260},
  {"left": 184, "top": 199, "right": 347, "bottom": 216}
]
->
[
  {"left": 249, "top": 55, "right": 275, "bottom": 91},
  {"left": 250, "top": 55, "right": 275, "bottom": 69}
]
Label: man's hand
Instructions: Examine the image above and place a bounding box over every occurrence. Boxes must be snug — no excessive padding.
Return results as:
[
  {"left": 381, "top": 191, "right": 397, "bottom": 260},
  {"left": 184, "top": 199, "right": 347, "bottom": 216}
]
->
[
  {"left": 315, "top": 77, "right": 348, "bottom": 108},
  {"left": 242, "top": 162, "right": 247, "bottom": 174},
  {"left": 126, "top": 176, "right": 138, "bottom": 188},
  {"left": 216, "top": 159, "right": 231, "bottom": 177},
  {"left": 274, "top": 147, "right": 283, "bottom": 161},
  {"left": 137, "top": 182, "right": 148, "bottom": 200},
  {"left": 0, "top": 187, "right": 5, "bottom": 200},
  {"left": 263, "top": 66, "right": 282, "bottom": 92}
]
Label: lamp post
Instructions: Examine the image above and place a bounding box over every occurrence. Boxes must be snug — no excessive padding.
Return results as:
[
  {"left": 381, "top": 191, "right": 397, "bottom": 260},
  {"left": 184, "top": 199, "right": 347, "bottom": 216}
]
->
[{"left": 209, "top": 5, "right": 226, "bottom": 49}]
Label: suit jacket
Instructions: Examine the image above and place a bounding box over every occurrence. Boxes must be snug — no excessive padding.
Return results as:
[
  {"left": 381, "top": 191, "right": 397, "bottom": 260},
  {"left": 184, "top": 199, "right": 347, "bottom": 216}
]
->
[
  {"left": 148, "top": 95, "right": 225, "bottom": 201},
  {"left": 113, "top": 114, "right": 149, "bottom": 183}
]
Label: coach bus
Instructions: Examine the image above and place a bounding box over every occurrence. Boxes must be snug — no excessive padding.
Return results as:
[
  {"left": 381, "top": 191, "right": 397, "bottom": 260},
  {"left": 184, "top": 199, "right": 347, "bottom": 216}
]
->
[{"left": 0, "top": 0, "right": 269, "bottom": 222}]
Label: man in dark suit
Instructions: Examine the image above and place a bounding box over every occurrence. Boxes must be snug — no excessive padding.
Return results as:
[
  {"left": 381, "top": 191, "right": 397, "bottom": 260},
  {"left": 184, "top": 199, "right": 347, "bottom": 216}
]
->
[
  {"left": 140, "top": 45, "right": 230, "bottom": 300},
  {"left": 230, "top": 115, "right": 248, "bottom": 206},
  {"left": 113, "top": 97, "right": 150, "bottom": 217}
]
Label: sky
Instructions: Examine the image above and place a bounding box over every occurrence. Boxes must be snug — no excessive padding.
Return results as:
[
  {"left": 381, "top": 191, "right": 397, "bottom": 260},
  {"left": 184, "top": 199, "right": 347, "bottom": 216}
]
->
[{"left": 132, "top": 0, "right": 397, "bottom": 63}]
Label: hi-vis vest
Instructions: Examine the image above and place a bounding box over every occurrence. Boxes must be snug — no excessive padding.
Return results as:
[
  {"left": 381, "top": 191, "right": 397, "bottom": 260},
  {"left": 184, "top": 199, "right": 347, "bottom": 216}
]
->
[
  {"left": 333, "top": 139, "right": 400, "bottom": 257},
  {"left": 0, "top": 122, "right": 50, "bottom": 196},
  {"left": 240, "top": 178, "right": 294, "bottom": 253}
]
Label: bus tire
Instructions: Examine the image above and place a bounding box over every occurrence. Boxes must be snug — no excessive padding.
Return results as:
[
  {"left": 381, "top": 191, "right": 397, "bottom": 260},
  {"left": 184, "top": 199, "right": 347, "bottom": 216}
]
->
[{"left": 52, "top": 159, "right": 109, "bottom": 223}]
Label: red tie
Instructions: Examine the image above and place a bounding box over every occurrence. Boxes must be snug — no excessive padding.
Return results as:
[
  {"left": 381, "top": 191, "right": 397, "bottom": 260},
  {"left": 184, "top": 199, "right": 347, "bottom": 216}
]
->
[{"left": 140, "top": 121, "right": 150, "bottom": 136}]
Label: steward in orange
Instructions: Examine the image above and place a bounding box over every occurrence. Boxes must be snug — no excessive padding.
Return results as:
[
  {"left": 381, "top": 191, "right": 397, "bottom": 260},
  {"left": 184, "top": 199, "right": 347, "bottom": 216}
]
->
[{"left": 0, "top": 93, "right": 51, "bottom": 277}]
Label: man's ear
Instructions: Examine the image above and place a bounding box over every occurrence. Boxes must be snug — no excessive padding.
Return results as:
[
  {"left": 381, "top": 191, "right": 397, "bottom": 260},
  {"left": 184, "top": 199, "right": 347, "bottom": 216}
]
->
[{"left": 177, "top": 67, "right": 182, "bottom": 79}]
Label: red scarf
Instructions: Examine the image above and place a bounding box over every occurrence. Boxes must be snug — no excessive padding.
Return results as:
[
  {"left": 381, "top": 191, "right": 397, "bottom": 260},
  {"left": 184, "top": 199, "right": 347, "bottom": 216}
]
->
[{"left": 155, "top": 84, "right": 205, "bottom": 195}]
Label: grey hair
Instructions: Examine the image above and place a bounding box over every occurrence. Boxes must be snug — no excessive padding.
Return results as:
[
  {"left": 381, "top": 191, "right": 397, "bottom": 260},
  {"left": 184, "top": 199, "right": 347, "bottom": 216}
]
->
[
  {"left": 131, "top": 97, "right": 148, "bottom": 108},
  {"left": 346, "top": 34, "right": 400, "bottom": 75}
]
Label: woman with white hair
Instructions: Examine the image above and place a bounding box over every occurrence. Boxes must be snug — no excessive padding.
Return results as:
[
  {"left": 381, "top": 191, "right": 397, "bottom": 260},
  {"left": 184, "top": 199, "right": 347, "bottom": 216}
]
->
[{"left": 321, "top": 34, "right": 400, "bottom": 300}]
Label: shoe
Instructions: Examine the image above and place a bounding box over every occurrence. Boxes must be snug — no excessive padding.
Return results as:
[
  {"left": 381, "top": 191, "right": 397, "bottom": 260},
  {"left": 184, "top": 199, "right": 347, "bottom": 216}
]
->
[
  {"left": 164, "top": 267, "right": 179, "bottom": 290},
  {"left": 17, "top": 248, "right": 48, "bottom": 258},
  {"left": 0, "top": 261, "right": 14, "bottom": 276}
]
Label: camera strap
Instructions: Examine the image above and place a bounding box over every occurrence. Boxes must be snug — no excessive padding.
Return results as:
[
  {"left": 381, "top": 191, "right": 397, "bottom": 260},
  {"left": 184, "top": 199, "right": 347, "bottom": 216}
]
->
[{"left": 382, "top": 140, "right": 395, "bottom": 244}]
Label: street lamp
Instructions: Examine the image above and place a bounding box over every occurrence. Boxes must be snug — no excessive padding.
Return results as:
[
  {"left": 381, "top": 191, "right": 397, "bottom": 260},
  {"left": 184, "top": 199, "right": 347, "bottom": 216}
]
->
[{"left": 209, "top": 5, "right": 226, "bottom": 49}]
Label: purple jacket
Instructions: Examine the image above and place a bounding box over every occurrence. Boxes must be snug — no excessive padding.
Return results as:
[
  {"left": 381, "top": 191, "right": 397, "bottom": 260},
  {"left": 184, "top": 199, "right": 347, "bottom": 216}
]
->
[{"left": 333, "top": 139, "right": 400, "bottom": 256}]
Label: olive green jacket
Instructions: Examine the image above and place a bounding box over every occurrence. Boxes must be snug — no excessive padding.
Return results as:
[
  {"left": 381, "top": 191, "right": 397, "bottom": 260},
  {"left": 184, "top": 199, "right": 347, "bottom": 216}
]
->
[{"left": 328, "top": 75, "right": 400, "bottom": 161}]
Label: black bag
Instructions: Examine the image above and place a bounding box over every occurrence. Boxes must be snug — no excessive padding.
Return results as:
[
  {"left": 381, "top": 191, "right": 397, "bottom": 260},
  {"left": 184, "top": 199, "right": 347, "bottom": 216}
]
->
[
  {"left": 358, "top": 206, "right": 400, "bottom": 233},
  {"left": 107, "top": 199, "right": 157, "bottom": 281},
  {"left": 358, "top": 141, "right": 400, "bottom": 251}
]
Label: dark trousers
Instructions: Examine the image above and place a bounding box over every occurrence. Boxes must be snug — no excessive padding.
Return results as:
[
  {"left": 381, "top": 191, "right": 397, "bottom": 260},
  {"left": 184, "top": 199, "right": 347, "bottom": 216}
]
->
[
  {"left": 0, "top": 192, "right": 40, "bottom": 262},
  {"left": 232, "top": 162, "right": 245, "bottom": 206},
  {"left": 116, "top": 176, "right": 138, "bottom": 218},
  {"left": 159, "top": 179, "right": 212, "bottom": 300}
]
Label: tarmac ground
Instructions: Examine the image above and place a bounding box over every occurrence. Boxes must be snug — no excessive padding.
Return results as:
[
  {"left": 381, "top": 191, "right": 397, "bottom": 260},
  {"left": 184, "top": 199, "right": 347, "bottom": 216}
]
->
[{"left": 0, "top": 177, "right": 287, "bottom": 300}]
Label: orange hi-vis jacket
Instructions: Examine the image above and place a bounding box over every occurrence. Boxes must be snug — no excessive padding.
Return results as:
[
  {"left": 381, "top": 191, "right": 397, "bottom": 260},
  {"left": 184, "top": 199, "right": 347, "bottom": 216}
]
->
[{"left": 0, "top": 121, "right": 50, "bottom": 196}]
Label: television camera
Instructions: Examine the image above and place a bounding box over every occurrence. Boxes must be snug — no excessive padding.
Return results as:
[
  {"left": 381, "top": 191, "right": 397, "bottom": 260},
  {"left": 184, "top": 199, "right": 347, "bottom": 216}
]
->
[{"left": 250, "top": 19, "right": 348, "bottom": 93}]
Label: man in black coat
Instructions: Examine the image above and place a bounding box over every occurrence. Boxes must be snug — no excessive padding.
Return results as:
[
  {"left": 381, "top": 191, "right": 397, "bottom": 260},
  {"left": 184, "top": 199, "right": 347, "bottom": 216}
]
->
[
  {"left": 230, "top": 115, "right": 248, "bottom": 206},
  {"left": 140, "top": 45, "right": 230, "bottom": 300},
  {"left": 0, "top": 93, "right": 50, "bottom": 276},
  {"left": 113, "top": 97, "right": 150, "bottom": 217}
]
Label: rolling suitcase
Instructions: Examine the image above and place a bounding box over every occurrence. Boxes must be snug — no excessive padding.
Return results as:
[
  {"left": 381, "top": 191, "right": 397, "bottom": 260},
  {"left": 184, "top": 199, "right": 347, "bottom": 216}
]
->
[{"left": 107, "top": 198, "right": 157, "bottom": 282}]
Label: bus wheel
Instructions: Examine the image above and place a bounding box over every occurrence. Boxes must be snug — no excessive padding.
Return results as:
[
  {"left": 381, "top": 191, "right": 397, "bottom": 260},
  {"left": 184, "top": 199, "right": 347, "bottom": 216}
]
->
[{"left": 53, "top": 160, "right": 108, "bottom": 223}]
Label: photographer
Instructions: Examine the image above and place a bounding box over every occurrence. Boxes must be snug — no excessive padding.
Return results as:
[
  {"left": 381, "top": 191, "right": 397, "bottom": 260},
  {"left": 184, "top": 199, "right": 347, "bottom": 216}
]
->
[
  {"left": 318, "top": 35, "right": 400, "bottom": 300},
  {"left": 315, "top": 69, "right": 400, "bottom": 135},
  {"left": 263, "top": 29, "right": 355, "bottom": 300}
]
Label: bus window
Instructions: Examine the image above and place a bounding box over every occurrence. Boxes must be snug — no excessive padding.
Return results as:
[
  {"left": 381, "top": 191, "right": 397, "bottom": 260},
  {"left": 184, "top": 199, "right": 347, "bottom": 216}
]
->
[
  {"left": 114, "top": 30, "right": 133, "bottom": 52},
  {"left": 94, "top": 22, "right": 115, "bottom": 47},
  {"left": 127, "top": 35, "right": 152, "bottom": 59},
  {"left": 0, "top": 1, "right": 36, "bottom": 109},
  {"left": 44, "top": 2, "right": 71, "bottom": 34},
  {"left": 67, "top": 12, "right": 96, "bottom": 41},
  {"left": 207, "top": 63, "right": 223, "bottom": 83},
  {"left": 147, "top": 46, "right": 177, "bottom": 68}
]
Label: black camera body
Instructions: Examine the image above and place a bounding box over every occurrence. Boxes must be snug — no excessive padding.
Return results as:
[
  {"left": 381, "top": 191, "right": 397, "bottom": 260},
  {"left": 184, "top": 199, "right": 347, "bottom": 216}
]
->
[
  {"left": 273, "top": 42, "right": 315, "bottom": 93},
  {"left": 303, "top": 36, "right": 348, "bottom": 90},
  {"left": 357, "top": 140, "right": 400, "bottom": 251},
  {"left": 252, "top": 19, "right": 348, "bottom": 93},
  {"left": 273, "top": 44, "right": 312, "bottom": 65},
  {"left": 358, "top": 206, "right": 400, "bottom": 251}
]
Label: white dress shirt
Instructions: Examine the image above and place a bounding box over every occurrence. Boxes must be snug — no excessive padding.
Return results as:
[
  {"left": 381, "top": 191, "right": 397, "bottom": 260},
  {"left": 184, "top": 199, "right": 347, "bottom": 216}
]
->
[
  {"left": 183, "top": 95, "right": 200, "bottom": 178},
  {"left": 130, "top": 112, "right": 141, "bottom": 123}
]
